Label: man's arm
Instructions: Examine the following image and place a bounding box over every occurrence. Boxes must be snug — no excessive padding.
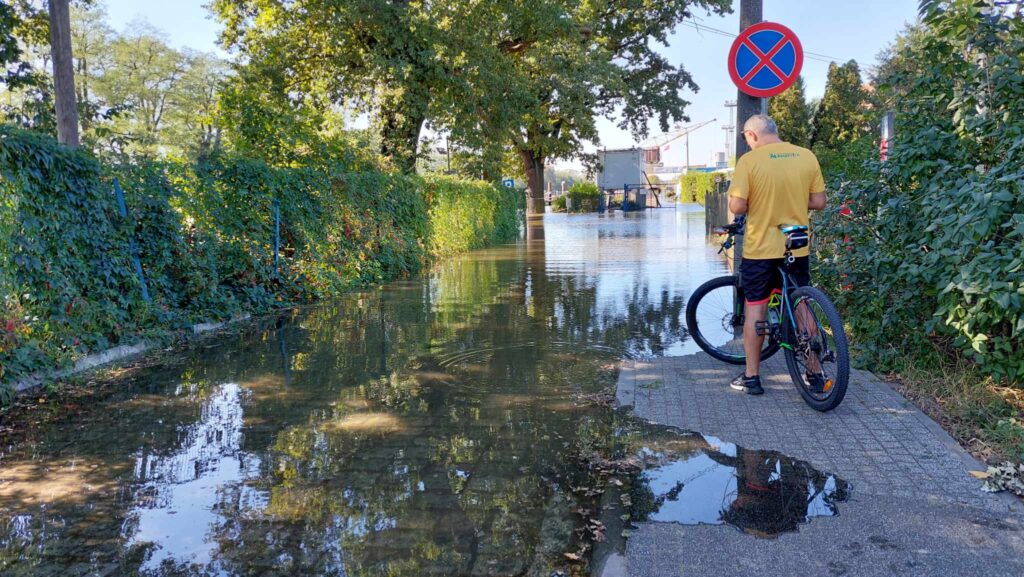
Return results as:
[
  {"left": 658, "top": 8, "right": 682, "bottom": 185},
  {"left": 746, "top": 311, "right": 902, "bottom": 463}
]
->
[
  {"left": 809, "top": 156, "right": 827, "bottom": 210},
  {"left": 809, "top": 192, "right": 827, "bottom": 210},
  {"left": 728, "top": 159, "right": 749, "bottom": 215}
]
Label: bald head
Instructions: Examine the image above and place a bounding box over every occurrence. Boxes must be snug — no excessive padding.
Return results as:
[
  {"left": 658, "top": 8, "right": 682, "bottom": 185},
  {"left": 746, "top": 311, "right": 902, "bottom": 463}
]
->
[
  {"left": 742, "top": 114, "right": 782, "bottom": 149},
  {"left": 743, "top": 114, "right": 778, "bottom": 136}
]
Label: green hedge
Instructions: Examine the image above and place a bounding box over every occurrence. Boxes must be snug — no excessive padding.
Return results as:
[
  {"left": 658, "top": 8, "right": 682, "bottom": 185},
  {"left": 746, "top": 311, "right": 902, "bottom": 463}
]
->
[
  {"left": 424, "top": 175, "right": 522, "bottom": 258},
  {"left": 678, "top": 172, "right": 716, "bottom": 205},
  {"left": 0, "top": 125, "right": 521, "bottom": 393},
  {"left": 552, "top": 181, "right": 600, "bottom": 213}
]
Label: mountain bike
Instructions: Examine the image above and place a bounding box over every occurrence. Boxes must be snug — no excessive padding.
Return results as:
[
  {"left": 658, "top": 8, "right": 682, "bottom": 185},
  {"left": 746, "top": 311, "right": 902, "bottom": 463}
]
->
[{"left": 684, "top": 216, "right": 849, "bottom": 411}]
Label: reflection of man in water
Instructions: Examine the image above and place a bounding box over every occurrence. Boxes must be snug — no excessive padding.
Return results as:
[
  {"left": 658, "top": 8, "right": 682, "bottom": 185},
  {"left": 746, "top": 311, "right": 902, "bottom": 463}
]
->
[
  {"left": 631, "top": 435, "right": 848, "bottom": 538},
  {"left": 710, "top": 449, "right": 812, "bottom": 538}
]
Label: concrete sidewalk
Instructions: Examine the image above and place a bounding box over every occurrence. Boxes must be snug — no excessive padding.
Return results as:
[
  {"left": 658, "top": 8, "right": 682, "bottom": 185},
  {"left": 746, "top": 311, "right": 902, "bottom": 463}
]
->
[{"left": 612, "top": 353, "right": 1024, "bottom": 577}]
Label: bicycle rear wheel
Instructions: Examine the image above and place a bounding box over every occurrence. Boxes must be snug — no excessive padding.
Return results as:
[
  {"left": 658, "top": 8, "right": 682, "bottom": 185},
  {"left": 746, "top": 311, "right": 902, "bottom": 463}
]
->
[
  {"left": 783, "top": 286, "right": 849, "bottom": 411},
  {"left": 686, "top": 275, "right": 780, "bottom": 365}
]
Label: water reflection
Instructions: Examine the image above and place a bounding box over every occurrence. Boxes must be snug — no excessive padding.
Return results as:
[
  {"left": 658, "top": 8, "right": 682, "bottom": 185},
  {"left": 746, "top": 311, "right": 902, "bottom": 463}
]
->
[
  {"left": 628, "top": 429, "right": 850, "bottom": 538},
  {"left": 124, "top": 383, "right": 262, "bottom": 573},
  {"left": 0, "top": 209, "right": 842, "bottom": 576}
]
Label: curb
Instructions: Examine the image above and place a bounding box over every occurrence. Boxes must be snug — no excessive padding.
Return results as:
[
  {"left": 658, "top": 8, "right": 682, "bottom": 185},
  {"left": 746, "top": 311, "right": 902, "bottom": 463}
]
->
[
  {"left": 872, "top": 373, "right": 1024, "bottom": 514},
  {"left": 10, "top": 314, "right": 252, "bottom": 395}
]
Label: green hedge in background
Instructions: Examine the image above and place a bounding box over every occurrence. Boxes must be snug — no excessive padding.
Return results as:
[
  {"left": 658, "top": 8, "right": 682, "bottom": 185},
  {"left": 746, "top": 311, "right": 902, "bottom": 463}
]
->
[
  {"left": 678, "top": 172, "right": 717, "bottom": 206},
  {"left": 0, "top": 125, "right": 522, "bottom": 394},
  {"left": 552, "top": 181, "right": 600, "bottom": 213},
  {"left": 424, "top": 175, "right": 522, "bottom": 258}
]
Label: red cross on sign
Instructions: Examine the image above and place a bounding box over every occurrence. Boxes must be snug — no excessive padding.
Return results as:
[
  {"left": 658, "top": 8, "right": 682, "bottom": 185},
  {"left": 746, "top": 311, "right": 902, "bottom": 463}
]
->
[{"left": 728, "top": 22, "right": 804, "bottom": 98}]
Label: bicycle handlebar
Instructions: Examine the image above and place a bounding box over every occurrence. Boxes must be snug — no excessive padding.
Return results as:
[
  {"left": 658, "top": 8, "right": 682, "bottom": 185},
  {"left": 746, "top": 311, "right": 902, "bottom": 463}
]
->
[
  {"left": 722, "top": 215, "right": 746, "bottom": 235},
  {"left": 714, "top": 215, "right": 745, "bottom": 253}
]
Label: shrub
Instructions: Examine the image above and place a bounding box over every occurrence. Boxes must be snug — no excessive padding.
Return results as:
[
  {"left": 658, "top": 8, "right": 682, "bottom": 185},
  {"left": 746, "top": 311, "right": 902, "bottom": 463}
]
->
[
  {"left": 677, "top": 172, "right": 717, "bottom": 205},
  {"left": 813, "top": 6, "right": 1024, "bottom": 383},
  {"left": 424, "top": 175, "right": 522, "bottom": 258},
  {"left": 565, "top": 181, "right": 601, "bottom": 212},
  {"left": 0, "top": 125, "right": 522, "bottom": 391},
  {"left": 551, "top": 194, "right": 567, "bottom": 212}
]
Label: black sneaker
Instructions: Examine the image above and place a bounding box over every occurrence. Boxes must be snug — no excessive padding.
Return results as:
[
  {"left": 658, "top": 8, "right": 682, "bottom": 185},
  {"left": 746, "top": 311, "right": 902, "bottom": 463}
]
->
[
  {"left": 805, "top": 372, "right": 827, "bottom": 394},
  {"left": 730, "top": 373, "right": 764, "bottom": 395}
]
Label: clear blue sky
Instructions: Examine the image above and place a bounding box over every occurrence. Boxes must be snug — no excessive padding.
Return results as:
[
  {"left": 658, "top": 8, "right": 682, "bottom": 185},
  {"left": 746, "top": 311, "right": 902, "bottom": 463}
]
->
[{"left": 102, "top": 0, "right": 920, "bottom": 170}]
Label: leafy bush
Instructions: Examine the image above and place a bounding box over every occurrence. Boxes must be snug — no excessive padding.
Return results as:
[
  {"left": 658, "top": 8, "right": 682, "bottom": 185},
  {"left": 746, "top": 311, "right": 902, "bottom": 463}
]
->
[
  {"left": 562, "top": 181, "right": 601, "bottom": 212},
  {"left": 0, "top": 125, "right": 522, "bottom": 390},
  {"left": 424, "top": 175, "right": 522, "bottom": 258},
  {"left": 551, "top": 194, "right": 567, "bottom": 212},
  {"left": 0, "top": 126, "right": 141, "bottom": 382},
  {"left": 678, "top": 172, "right": 717, "bottom": 205},
  {"left": 813, "top": 4, "right": 1024, "bottom": 383}
]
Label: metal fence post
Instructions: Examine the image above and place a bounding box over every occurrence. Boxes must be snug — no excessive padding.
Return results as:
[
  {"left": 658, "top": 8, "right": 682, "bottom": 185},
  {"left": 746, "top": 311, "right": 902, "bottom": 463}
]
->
[
  {"left": 273, "top": 198, "right": 281, "bottom": 275},
  {"left": 113, "top": 178, "right": 151, "bottom": 302}
]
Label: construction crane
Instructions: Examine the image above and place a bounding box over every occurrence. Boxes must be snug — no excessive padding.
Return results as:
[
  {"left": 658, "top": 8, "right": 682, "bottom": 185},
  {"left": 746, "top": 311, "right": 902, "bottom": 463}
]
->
[{"left": 641, "top": 118, "right": 718, "bottom": 171}]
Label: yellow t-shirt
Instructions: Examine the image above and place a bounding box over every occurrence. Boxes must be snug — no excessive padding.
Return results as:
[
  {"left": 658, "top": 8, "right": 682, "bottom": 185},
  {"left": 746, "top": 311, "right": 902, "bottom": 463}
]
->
[{"left": 727, "top": 142, "right": 825, "bottom": 259}]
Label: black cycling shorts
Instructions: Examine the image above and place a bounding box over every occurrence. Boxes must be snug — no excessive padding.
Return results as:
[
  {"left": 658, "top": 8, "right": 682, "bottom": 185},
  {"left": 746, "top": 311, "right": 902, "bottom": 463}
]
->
[{"left": 740, "top": 256, "right": 810, "bottom": 305}]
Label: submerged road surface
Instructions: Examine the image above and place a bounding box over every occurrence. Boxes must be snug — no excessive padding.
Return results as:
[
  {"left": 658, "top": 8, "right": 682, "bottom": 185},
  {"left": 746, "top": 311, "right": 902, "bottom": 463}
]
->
[{"left": 2, "top": 207, "right": 1020, "bottom": 577}]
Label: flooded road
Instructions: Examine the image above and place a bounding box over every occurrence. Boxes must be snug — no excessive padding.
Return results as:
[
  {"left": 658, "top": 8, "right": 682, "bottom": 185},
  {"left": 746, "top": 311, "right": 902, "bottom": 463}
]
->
[{"left": 1, "top": 208, "right": 848, "bottom": 576}]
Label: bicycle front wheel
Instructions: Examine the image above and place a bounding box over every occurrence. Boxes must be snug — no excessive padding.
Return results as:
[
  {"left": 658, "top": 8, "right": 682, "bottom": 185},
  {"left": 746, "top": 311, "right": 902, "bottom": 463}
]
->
[
  {"left": 685, "top": 275, "right": 780, "bottom": 365},
  {"left": 783, "top": 286, "right": 850, "bottom": 412}
]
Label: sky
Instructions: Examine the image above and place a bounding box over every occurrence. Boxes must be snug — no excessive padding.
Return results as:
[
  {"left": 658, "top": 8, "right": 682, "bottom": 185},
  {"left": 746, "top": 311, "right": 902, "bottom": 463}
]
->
[{"left": 101, "top": 0, "right": 921, "bottom": 172}]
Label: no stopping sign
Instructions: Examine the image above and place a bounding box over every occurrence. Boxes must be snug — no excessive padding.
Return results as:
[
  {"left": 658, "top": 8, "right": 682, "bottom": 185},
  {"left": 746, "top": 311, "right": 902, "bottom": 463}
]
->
[{"left": 728, "top": 22, "right": 804, "bottom": 98}]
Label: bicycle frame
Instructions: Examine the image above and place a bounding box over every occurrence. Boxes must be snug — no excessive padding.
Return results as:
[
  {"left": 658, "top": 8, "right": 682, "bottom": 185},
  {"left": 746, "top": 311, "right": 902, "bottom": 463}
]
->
[
  {"left": 731, "top": 259, "right": 806, "bottom": 350},
  {"left": 716, "top": 217, "right": 816, "bottom": 351}
]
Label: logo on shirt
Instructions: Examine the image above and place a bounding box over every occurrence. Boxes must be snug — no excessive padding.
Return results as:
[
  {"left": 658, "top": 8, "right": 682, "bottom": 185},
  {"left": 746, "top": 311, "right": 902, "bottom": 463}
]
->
[{"left": 769, "top": 152, "right": 800, "bottom": 159}]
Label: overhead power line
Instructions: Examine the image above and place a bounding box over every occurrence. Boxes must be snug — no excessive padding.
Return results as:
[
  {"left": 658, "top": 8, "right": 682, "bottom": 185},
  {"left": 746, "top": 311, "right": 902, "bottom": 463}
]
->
[{"left": 680, "top": 19, "right": 845, "bottom": 64}]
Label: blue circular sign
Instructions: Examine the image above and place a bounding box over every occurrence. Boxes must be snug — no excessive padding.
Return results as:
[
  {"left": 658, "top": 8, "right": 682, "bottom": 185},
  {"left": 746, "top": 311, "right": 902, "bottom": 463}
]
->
[{"left": 728, "top": 22, "right": 804, "bottom": 98}]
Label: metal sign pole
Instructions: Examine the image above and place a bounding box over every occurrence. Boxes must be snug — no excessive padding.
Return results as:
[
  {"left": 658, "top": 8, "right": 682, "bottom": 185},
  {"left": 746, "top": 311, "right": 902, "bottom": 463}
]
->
[
  {"left": 734, "top": 0, "right": 764, "bottom": 163},
  {"left": 273, "top": 199, "right": 281, "bottom": 275},
  {"left": 113, "top": 178, "right": 151, "bottom": 303}
]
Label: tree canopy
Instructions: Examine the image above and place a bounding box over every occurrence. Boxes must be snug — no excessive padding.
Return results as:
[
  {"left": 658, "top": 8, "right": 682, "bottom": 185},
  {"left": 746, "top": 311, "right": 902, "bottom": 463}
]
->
[
  {"left": 5, "top": 0, "right": 728, "bottom": 198},
  {"left": 210, "top": 0, "right": 730, "bottom": 202},
  {"left": 768, "top": 75, "right": 810, "bottom": 148},
  {"left": 212, "top": 0, "right": 539, "bottom": 173},
  {"left": 810, "top": 60, "right": 871, "bottom": 150}
]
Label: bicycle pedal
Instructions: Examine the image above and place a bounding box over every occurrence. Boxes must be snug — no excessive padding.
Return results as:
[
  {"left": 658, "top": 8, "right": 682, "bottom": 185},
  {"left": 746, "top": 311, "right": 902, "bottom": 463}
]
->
[{"left": 755, "top": 320, "right": 770, "bottom": 336}]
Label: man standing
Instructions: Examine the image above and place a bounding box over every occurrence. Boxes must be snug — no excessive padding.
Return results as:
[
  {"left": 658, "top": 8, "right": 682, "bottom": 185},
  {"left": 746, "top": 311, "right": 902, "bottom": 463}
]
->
[{"left": 726, "top": 114, "right": 827, "bottom": 395}]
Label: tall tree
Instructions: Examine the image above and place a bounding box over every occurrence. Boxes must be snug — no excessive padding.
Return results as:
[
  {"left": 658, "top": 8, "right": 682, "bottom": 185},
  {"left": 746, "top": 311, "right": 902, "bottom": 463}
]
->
[
  {"left": 507, "top": 0, "right": 731, "bottom": 213},
  {"left": 810, "top": 60, "right": 870, "bottom": 150},
  {"left": 69, "top": 1, "right": 113, "bottom": 127},
  {"left": 212, "top": 0, "right": 531, "bottom": 173},
  {"left": 97, "top": 22, "right": 189, "bottom": 152},
  {"left": 162, "top": 51, "right": 228, "bottom": 157},
  {"left": 47, "top": 0, "right": 79, "bottom": 147},
  {"left": 768, "top": 75, "right": 810, "bottom": 147}
]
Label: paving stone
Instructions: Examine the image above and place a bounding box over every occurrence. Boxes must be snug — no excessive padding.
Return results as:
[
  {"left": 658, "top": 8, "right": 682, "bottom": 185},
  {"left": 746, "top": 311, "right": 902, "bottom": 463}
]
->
[{"left": 617, "top": 352, "right": 1022, "bottom": 514}]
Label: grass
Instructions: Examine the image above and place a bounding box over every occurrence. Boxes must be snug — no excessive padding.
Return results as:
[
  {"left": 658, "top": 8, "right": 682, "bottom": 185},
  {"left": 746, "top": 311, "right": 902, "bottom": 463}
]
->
[{"left": 881, "top": 348, "right": 1024, "bottom": 464}]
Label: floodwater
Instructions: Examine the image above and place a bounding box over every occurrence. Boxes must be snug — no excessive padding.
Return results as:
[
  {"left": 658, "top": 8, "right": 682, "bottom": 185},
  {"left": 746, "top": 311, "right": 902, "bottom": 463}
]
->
[{"left": 0, "top": 208, "right": 848, "bottom": 576}]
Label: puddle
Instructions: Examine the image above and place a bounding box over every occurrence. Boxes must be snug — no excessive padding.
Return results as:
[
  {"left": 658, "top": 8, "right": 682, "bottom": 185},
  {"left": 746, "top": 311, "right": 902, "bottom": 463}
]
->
[
  {"left": 1, "top": 210, "right": 849, "bottom": 576},
  {"left": 626, "top": 427, "right": 850, "bottom": 538}
]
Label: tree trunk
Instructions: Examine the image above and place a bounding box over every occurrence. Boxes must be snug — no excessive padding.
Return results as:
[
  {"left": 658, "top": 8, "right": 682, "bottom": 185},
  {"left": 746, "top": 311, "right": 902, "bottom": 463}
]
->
[
  {"left": 48, "top": 0, "right": 79, "bottom": 147},
  {"left": 518, "top": 147, "right": 546, "bottom": 216},
  {"left": 380, "top": 87, "right": 428, "bottom": 174}
]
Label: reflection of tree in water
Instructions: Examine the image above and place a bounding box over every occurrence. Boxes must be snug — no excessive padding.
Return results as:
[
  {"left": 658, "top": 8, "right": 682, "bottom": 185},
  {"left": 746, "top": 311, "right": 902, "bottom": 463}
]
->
[{"left": 2, "top": 236, "right": 702, "bottom": 576}]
